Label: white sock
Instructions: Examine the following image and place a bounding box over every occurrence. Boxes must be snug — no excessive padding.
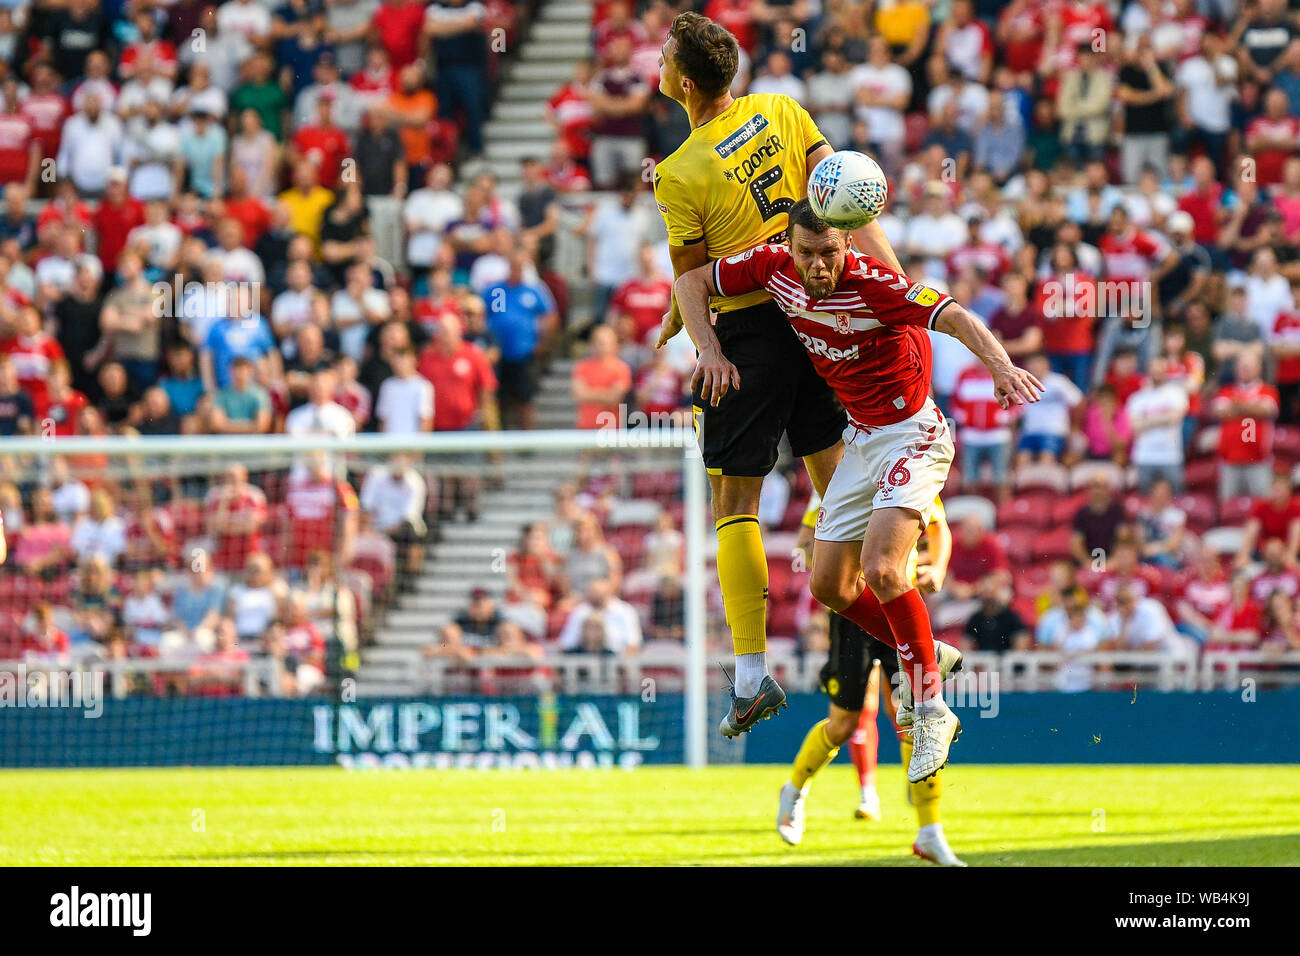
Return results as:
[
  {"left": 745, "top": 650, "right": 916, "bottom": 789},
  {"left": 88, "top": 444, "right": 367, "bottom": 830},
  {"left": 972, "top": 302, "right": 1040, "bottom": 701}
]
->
[
  {"left": 734, "top": 652, "right": 767, "bottom": 698},
  {"left": 861, "top": 785, "right": 877, "bottom": 802},
  {"left": 918, "top": 822, "right": 944, "bottom": 841}
]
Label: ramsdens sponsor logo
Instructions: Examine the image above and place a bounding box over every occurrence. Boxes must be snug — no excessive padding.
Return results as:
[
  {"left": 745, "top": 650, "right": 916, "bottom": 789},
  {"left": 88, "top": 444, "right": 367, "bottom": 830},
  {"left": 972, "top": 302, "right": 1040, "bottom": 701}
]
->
[
  {"left": 727, "top": 133, "right": 786, "bottom": 184},
  {"left": 50, "top": 887, "right": 151, "bottom": 936},
  {"left": 714, "top": 113, "right": 769, "bottom": 159}
]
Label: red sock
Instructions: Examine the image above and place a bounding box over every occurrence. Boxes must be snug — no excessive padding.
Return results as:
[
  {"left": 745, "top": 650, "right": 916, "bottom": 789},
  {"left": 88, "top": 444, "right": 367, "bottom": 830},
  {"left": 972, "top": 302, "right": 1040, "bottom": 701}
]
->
[
  {"left": 838, "top": 587, "right": 897, "bottom": 649},
  {"left": 881, "top": 587, "right": 940, "bottom": 701},
  {"left": 848, "top": 685, "right": 878, "bottom": 788}
]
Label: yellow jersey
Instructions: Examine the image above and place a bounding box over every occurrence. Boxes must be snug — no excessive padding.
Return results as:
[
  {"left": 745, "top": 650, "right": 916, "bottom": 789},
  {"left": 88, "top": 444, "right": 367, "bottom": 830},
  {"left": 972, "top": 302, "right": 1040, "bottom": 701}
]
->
[
  {"left": 801, "top": 494, "right": 947, "bottom": 588},
  {"left": 653, "top": 92, "right": 829, "bottom": 312}
]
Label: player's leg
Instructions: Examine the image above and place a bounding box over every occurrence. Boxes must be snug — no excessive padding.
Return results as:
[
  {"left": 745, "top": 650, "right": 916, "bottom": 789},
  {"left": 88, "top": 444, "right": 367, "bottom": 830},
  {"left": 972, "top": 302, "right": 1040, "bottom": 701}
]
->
[
  {"left": 778, "top": 613, "right": 868, "bottom": 845},
  {"left": 710, "top": 472, "right": 771, "bottom": 699},
  {"left": 849, "top": 659, "right": 882, "bottom": 820}
]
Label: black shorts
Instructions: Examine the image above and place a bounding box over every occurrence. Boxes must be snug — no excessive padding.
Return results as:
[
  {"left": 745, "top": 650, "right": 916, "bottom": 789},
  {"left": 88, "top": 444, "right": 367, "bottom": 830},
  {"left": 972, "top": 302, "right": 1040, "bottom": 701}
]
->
[
  {"left": 819, "top": 612, "right": 896, "bottom": 710},
  {"left": 497, "top": 359, "right": 538, "bottom": 403},
  {"left": 692, "top": 300, "right": 846, "bottom": 477}
]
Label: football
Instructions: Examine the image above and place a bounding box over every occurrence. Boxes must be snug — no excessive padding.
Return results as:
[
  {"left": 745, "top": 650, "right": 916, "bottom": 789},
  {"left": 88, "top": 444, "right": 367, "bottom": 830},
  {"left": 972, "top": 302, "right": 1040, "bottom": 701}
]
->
[{"left": 807, "top": 150, "right": 889, "bottom": 230}]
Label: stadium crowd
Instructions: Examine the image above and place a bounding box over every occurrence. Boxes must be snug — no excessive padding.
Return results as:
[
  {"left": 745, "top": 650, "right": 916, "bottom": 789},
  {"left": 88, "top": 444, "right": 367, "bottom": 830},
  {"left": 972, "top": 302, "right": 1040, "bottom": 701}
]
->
[{"left": 2, "top": 0, "right": 1300, "bottom": 692}]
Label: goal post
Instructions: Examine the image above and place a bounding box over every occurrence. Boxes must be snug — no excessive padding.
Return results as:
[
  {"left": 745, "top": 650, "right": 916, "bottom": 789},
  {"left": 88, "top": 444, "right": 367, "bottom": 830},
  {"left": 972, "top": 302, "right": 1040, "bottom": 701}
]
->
[{"left": 0, "top": 427, "right": 713, "bottom": 768}]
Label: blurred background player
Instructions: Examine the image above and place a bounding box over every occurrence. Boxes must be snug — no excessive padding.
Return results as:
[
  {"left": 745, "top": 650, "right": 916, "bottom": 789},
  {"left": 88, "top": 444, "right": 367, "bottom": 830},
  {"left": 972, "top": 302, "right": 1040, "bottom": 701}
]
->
[
  {"left": 653, "top": 12, "right": 904, "bottom": 736},
  {"left": 778, "top": 493, "right": 965, "bottom": 866}
]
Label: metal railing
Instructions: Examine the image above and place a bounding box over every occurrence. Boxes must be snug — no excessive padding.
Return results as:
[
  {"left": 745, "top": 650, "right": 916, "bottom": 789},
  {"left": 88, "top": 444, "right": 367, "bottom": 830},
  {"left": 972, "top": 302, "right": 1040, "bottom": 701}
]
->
[{"left": 0, "top": 657, "right": 283, "bottom": 699}]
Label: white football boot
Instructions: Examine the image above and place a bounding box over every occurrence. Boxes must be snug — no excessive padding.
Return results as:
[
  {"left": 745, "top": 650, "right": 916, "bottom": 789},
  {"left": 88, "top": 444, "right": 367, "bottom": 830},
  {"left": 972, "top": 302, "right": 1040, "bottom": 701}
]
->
[
  {"left": 896, "top": 641, "right": 964, "bottom": 728},
  {"left": 907, "top": 695, "right": 962, "bottom": 783},
  {"left": 777, "top": 782, "right": 807, "bottom": 846},
  {"left": 913, "top": 827, "right": 967, "bottom": 867}
]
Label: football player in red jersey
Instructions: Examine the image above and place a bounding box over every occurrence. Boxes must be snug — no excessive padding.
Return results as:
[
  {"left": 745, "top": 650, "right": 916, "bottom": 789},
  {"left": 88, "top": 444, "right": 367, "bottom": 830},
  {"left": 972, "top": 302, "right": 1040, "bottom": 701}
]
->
[{"left": 676, "top": 198, "right": 1042, "bottom": 782}]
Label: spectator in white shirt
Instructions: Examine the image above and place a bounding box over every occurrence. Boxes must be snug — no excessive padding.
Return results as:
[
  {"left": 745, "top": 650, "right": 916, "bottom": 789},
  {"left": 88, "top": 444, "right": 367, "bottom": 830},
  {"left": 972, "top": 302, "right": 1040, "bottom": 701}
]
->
[
  {"left": 1125, "top": 357, "right": 1190, "bottom": 493},
  {"left": 69, "top": 489, "right": 127, "bottom": 567},
  {"left": 359, "top": 454, "right": 429, "bottom": 583},
  {"left": 749, "top": 50, "right": 806, "bottom": 101},
  {"left": 1015, "top": 352, "right": 1083, "bottom": 465},
  {"left": 1245, "top": 247, "right": 1294, "bottom": 341},
  {"left": 558, "top": 578, "right": 643, "bottom": 654},
  {"left": 1036, "top": 590, "right": 1112, "bottom": 692},
  {"left": 403, "top": 163, "right": 463, "bottom": 269},
  {"left": 57, "top": 92, "right": 123, "bottom": 196},
  {"left": 1105, "top": 585, "right": 1196, "bottom": 659},
  {"left": 375, "top": 346, "right": 434, "bottom": 433},
  {"left": 49, "top": 457, "right": 90, "bottom": 525}
]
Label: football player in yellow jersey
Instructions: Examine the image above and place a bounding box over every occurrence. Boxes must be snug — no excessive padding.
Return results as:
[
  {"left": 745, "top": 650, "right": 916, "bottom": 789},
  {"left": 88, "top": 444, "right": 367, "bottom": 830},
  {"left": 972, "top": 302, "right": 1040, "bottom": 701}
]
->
[
  {"left": 777, "top": 494, "right": 968, "bottom": 866},
  {"left": 652, "top": 12, "right": 906, "bottom": 736}
]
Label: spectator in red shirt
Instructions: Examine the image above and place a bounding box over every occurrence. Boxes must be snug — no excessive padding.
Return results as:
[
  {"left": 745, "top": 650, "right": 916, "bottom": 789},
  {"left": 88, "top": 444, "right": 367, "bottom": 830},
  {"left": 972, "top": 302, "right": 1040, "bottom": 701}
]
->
[
  {"left": 1238, "top": 471, "right": 1300, "bottom": 567},
  {"left": 1091, "top": 540, "right": 1163, "bottom": 610},
  {"left": 39, "top": 359, "right": 89, "bottom": 435},
  {"left": 989, "top": 271, "right": 1044, "bottom": 361},
  {"left": 1206, "top": 573, "right": 1263, "bottom": 652},
  {"left": 1, "top": 305, "right": 65, "bottom": 415},
  {"left": 372, "top": 0, "right": 427, "bottom": 70},
  {"left": 0, "top": 83, "right": 40, "bottom": 192},
  {"left": 1036, "top": 242, "right": 1096, "bottom": 390},
  {"left": 946, "top": 513, "right": 1010, "bottom": 600},
  {"left": 1248, "top": 537, "right": 1300, "bottom": 607},
  {"left": 92, "top": 170, "right": 146, "bottom": 273},
  {"left": 571, "top": 324, "right": 631, "bottom": 430},
  {"left": 417, "top": 313, "right": 498, "bottom": 432},
  {"left": 951, "top": 363, "right": 1016, "bottom": 490},
  {"left": 204, "top": 464, "right": 269, "bottom": 573},
  {"left": 290, "top": 94, "right": 352, "bottom": 191},
  {"left": 608, "top": 245, "right": 672, "bottom": 344},
  {"left": 1175, "top": 549, "right": 1232, "bottom": 645},
  {"left": 23, "top": 603, "right": 70, "bottom": 658},
  {"left": 1245, "top": 87, "right": 1300, "bottom": 187},
  {"left": 20, "top": 64, "right": 70, "bottom": 165},
  {"left": 1213, "top": 351, "right": 1279, "bottom": 501},
  {"left": 223, "top": 167, "right": 273, "bottom": 247},
  {"left": 283, "top": 452, "right": 359, "bottom": 569},
  {"left": 546, "top": 60, "right": 596, "bottom": 166}
]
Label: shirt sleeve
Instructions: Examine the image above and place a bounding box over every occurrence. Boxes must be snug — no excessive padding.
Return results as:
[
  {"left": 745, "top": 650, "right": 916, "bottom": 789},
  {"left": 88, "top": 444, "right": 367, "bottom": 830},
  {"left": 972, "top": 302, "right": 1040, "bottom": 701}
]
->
[
  {"left": 712, "top": 244, "right": 786, "bottom": 299},
  {"left": 869, "top": 271, "right": 955, "bottom": 329},
  {"left": 790, "top": 97, "right": 829, "bottom": 155},
  {"left": 653, "top": 168, "right": 705, "bottom": 246}
]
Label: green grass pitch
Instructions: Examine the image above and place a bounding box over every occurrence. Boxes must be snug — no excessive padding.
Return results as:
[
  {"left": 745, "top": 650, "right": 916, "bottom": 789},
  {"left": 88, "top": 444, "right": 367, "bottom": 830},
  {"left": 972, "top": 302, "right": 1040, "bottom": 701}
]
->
[{"left": 2, "top": 765, "right": 1297, "bottom": 865}]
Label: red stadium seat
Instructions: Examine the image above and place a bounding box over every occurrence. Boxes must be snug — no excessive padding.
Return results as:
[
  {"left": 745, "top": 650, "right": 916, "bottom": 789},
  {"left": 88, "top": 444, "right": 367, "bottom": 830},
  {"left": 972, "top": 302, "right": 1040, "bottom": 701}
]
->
[
  {"left": 1219, "top": 496, "right": 1255, "bottom": 526},
  {"left": 1031, "top": 527, "right": 1075, "bottom": 563},
  {"left": 1173, "top": 493, "right": 1217, "bottom": 534},
  {"left": 904, "top": 112, "right": 930, "bottom": 153},
  {"left": 997, "top": 527, "right": 1036, "bottom": 564},
  {"left": 1184, "top": 459, "right": 1219, "bottom": 493},
  {"left": 1274, "top": 426, "right": 1300, "bottom": 464},
  {"left": 998, "top": 493, "right": 1054, "bottom": 529},
  {"left": 767, "top": 601, "right": 801, "bottom": 639},
  {"left": 1050, "top": 490, "right": 1089, "bottom": 526}
]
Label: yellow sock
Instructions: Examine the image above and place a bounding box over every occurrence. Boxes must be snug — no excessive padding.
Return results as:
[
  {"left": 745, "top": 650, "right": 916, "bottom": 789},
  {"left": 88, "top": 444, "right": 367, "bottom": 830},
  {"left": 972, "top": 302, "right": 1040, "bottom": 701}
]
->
[
  {"left": 899, "top": 736, "right": 942, "bottom": 826},
  {"left": 715, "top": 514, "right": 768, "bottom": 656},
  {"left": 792, "top": 719, "right": 839, "bottom": 789}
]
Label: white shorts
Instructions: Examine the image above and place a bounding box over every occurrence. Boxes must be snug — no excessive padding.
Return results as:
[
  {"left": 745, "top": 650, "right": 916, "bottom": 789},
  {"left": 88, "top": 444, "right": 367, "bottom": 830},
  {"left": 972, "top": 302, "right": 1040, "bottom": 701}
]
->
[{"left": 813, "top": 399, "right": 955, "bottom": 542}]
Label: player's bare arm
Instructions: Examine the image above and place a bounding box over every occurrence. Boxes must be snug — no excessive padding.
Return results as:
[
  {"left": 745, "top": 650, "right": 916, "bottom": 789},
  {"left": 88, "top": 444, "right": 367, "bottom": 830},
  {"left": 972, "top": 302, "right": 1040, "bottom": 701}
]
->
[
  {"left": 934, "top": 304, "right": 1045, "bottom": 408},
  {"left": 673, "top": 261, "right": 739, "bottom": 407},
  {"left": 805, "top": 143, "right": 904, "bottom": 274},
  {"left": 656, "top": 240, "right": 710, "bottom": 350}
]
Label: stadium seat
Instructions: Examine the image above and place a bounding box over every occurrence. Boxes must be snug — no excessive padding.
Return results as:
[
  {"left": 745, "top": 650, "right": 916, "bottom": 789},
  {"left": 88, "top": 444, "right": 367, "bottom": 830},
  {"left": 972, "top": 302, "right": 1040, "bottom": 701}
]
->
[
  {"left": 903, "top": 112, "right": 931, "bottom": 153},
  {"left": 997, "top": 527, "right": 1036, "bottom": 564},
  {"left": 944, "top": 494, "right": 997, "bottom": 529},
  {"left": 1014, "top": 461, "right": 1068, "bottom": 493},
  {"left": 1184, "top": 459, "right": 1219, "bottom": 493},
  {"left": 767, "top": 601, "right": 801, "bottom": 639},
  {"left": 605, "top": 499, "right": 663, "bottom": 528},
  {"left": 1050, "top": 490, "right": 1089, "bottom": 526},
  {"left": 998, "top": 492, "right": 1054, "bottom": 529},
  {"left": 1219, "top": 496, "right": 1255, "bottom": 526},
  {"left": 1202, "top": 526, "right": 1247, "bottom": 556},
  {"left": 1274, "top": 426, "right": 1300, "bottom": 464},
  {"left": 1173, "top": 493, "right": 1218, "bottom": 534},
  {"left": 1032, "top": 527, "right": 1076, "bottom": 563},
  {"left": 1069, "top": 460, "right": 1125, "bottom": 491}
]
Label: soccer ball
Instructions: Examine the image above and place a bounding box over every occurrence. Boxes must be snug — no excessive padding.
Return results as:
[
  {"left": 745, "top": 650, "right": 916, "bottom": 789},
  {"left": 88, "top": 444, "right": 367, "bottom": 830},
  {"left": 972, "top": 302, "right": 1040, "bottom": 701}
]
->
[{"left": 807, "top": 150, "right": 889, "bottom": 230}]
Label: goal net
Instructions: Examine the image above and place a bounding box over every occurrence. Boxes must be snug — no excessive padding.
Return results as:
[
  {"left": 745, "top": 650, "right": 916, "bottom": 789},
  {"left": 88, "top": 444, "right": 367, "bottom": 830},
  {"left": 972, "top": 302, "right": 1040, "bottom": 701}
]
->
[{"left": 0, "top": 429, "right": 729, "bottom": 769}]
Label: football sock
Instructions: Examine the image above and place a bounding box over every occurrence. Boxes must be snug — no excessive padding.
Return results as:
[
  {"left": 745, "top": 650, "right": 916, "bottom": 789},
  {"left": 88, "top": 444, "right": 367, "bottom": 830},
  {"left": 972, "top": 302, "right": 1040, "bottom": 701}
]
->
[
  {"left": 837, "top": 587, "right": 897, "bottom": 649},
  {"left": 716, "top": 514, "right": 768, "bottom": 663},
  {"left": 848, "top": 662, "right": 880, "bottom": 789},
  {"left": 881, "top": 588, "right": 940, "bottom": 701},
  {"left": 918, "top": 822, "right": 944, "bottom": 841},
  {"left": 900, "top": 735, "right": 942, "bottom": 826},
  {"left": 734, "top": 652, "right": 767, "bottom": 698},
  {"left": 791, "top": 718, "right": 839, "bottom": 790}
]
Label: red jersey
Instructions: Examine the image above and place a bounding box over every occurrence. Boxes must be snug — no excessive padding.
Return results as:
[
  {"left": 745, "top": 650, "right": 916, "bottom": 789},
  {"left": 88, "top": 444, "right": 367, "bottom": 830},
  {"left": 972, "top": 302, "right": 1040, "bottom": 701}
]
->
[
  {"left": 713, "top": 246, "right": 948, "bottom": 427},
  {"left": 1177, "top": 184, "right": 1224, "bottom": 246},
  {"left": 121, "top": 40, "right": 178, "bottom": 76},
  {"left": 945, "top": 241, "right": 1010, "bottom": 283},
  {"left": 611, "top": 276, "right": 672, "bottom": 342},
  {"left": 703, "top": 0, "right": 757, "bottom": 52},
  {"left": 1178, "top": 574, "right": 1230, "bottom": 622},
  {"left": 93, "top": 196, "right": 146, "bottom": 272},
  {"left": 0, "top": 333, "right": 64, "bottom": 409},
  {"left": 1165, "top": 351, "right": 1205, "bottom": 415},
  {"left": 1213, "top": 380, "right": 1278, "bottom": 464},
  {"left": 1209, "top": 599, "right": 1262, "bottom": 650},
  {"left": 546, "top": 84, "right": 594, "bottom": 160},
  {"left": 372, "top": 1, "right": 427, "bottom": 69},
  {"left": 351, "top": 64, "right": 396, "bottom": 97},
  {"left": 285, "top": 477, "right": 358, "bottom": 567},
  {"left": 1249, "top": 496, "right": 1300, "bottom": 549},
  {"left": 224, "top": 196, "right": 272, "bottom": 247},
  {"left": 20, "top": 92, "right": 70, "bottom": 158},
  {"left": 40, "top": 389, "right": 88, "bottom": 436},
  {"left": 203, "top": 484, "right": 268, "bottom": 572},
  {"left": 0, "top": 112, "right": 34, "bottom": 183},
  {"left": 418, "top": 340, "right": 497, "bottom": 432},
  {"left": 1246, "top": 115, "right": 1300, "bottom": 185},
  {"left": 1098, "top": 228, "right": 1167, "bottom": 282},
  {"left": 1275, "top": 311, "right": 1300, "bottom": 385},
  {"left": 1250, "top": 567, "right": 1300, "bottom": 606},
  {"left": 291, "top": 125, "right": 351, "bottom": 190},
  {"left": 951, "top": 364, "right": 1015, "bottom": 434},
  {"left": 997, "top": 2, "right": 1044, "bottom": 73},
  {"left": 1035, "top": 272, "right": 1095, "bottom": 354}
]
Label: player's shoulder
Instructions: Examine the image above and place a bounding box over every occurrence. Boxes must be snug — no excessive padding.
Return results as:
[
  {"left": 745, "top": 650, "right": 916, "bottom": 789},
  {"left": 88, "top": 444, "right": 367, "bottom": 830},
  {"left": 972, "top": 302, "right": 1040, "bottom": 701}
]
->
[{"left": 721, "top": 242, "right": 789, "bottom": 266}]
